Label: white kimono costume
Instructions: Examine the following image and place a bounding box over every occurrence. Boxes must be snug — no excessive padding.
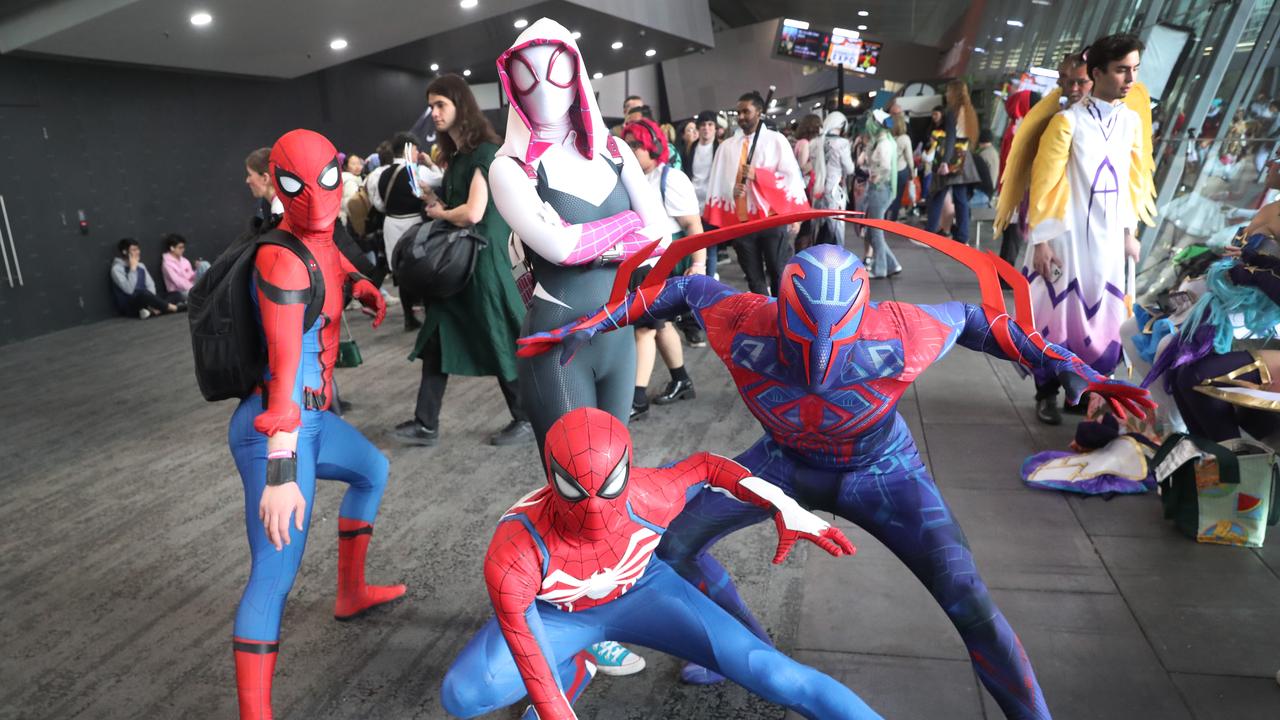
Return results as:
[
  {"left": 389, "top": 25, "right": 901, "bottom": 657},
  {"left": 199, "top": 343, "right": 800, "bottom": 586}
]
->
[{"left": 704, "top": 128, "right": 808, "bottom": 228}]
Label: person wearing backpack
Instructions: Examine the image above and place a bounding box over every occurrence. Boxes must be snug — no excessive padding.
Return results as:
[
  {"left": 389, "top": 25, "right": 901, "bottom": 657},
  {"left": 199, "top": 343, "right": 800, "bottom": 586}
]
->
[
  {"left": 621, "top": 118, "right": 704, "bottom": 420},
  {"left": 211, "top": 129, "right": 403, "bottom": 720}
]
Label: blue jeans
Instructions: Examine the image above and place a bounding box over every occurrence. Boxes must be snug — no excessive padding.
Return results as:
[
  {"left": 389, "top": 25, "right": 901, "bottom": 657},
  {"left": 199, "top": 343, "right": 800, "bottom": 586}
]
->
[
  {"left": 926, "top": 183, "right": 973, "bottom": 244},
  {"left": 864, "top": 184, "right": 900, "bottom": 277}
]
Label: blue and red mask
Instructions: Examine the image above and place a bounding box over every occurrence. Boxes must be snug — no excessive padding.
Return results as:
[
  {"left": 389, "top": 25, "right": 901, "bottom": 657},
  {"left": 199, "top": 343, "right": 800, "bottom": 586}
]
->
[{"left": 777, "top": 245, "right": 870, "bottom": 392}]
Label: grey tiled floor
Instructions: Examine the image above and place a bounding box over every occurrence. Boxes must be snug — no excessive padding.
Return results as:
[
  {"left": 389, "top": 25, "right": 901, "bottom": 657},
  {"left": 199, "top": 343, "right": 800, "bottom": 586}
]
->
[{"left": 1, "top": 234, "right": 1278, "bottom": 719}]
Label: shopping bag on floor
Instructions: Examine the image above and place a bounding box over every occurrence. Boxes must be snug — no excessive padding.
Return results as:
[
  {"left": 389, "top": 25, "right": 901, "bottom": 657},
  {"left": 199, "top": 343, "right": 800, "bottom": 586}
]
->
[{"left": 1151, "top": 434, "right": 1279, "bottom": 547}]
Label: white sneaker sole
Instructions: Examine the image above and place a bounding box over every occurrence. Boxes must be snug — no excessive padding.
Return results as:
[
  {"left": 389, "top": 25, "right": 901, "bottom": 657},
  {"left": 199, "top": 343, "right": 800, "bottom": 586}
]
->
[{"left": 593, "top": 654, "right": 646, "bottom": 676}]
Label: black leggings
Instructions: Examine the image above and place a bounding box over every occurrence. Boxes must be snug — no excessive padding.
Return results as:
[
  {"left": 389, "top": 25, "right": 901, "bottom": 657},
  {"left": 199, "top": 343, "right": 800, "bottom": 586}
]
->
[
  {"left": 120, "top": 290, "right": 178, "bottom": 316},
  {"left": 1170, "top": 351, "right": 1280, "bottom": 442},
  {"left": 414, "top": 336, "right": 525, "bottom": 430}
]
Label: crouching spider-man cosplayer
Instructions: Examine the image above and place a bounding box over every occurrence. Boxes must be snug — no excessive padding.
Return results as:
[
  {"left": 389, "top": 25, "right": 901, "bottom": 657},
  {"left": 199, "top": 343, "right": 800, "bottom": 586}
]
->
[
  {"left": 229, "top": 129, "right": 404, "bottom": 719},
  {"left": 441, "top": 407, "right": 880, "bottom": 720},
  {"left": 519, "top": 222, "right": 1155, "bottom": 720}
]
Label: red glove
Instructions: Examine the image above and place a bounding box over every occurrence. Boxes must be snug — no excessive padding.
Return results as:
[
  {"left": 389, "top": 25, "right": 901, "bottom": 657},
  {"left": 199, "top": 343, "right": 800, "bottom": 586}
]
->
[
  {"left": 350, "top": 277, "right": 386, "bottom": 329},
  {"left": 771, "top": 512, "right": 857, "bottom": 564},
  {"left": 1060, "top": 373, "right": 1156, "bottom": 421}
]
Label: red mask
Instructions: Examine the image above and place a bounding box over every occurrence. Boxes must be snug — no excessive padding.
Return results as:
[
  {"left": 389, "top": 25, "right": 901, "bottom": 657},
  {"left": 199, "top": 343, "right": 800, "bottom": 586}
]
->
[
  {"left": 543, "top": 407, "right": 632, "bottom": 542},
  {"left": 269, "top": 129, "right": 342, "bottom": 240}
]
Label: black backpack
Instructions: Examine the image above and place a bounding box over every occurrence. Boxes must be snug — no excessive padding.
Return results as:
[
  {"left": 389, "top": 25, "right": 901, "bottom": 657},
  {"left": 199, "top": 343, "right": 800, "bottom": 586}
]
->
[{"left": 188, "top": 228, "right": 325, "bottom": 402}]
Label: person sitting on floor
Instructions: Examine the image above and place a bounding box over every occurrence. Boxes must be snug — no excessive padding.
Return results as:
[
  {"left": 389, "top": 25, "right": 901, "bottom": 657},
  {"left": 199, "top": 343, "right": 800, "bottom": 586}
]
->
[
  {"left": 160, "top": 233, "right": 209, "bottom": 301},
  {"left": 110, "top": 238, "right": 181, "bottom": 319}
]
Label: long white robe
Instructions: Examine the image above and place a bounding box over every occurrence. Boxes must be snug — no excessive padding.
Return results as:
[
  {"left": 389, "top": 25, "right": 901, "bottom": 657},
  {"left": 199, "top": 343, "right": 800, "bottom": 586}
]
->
[{"left": 1023, "top": 98, "right": 1143, "bottom": 375}]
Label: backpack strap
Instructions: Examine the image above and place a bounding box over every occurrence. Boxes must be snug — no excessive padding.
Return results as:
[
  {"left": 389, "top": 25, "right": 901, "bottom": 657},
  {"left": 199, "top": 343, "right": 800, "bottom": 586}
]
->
[
  {"left": 660, "top": 164, "right": 670, "bottom": 206},
  {"left": 255, "top": 229, "right": 326, "bottom": 331}
]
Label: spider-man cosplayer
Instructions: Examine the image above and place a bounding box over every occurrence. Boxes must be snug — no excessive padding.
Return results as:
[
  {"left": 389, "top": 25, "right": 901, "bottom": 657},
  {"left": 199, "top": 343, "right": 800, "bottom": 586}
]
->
[
  {"left": 519, "top": 229, "right": 1155, "bottom": 720},
  {"left": 228, "top": 129, "right": 403, "bottom": 719},
  {"left": 489, "top": 18, "right": 668, "bottom": 451},
  {"left": 440, "top": 407, "right": 881, "bottom": 720}
]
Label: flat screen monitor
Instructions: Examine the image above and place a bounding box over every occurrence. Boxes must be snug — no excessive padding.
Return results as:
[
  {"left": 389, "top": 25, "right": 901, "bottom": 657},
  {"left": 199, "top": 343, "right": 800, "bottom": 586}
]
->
[
  {"left": 826, "top": 33, "right": 882, "bottom": 75},
  {"left": 776, "top": 19, "right": 830, "bottom": 64}
]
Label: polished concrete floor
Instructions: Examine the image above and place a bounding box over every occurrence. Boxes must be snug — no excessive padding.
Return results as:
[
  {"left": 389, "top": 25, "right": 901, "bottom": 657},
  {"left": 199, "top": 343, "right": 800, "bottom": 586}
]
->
[{"left": 2, "top": 235, "right": 1279, "bottom": 720}]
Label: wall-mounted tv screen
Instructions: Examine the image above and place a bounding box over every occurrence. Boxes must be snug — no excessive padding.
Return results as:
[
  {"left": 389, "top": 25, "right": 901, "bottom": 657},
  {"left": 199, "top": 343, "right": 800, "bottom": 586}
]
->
[
  {"left": 776, "top": 19, "right": 830, "bottom": 64},
  {"left": 826, "top": 31, "right": 882, "bottom": 75}
]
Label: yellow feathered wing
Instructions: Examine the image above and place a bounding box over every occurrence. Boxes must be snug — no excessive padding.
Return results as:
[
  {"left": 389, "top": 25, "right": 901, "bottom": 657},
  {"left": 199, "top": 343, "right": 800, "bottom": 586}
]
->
[
  {"left": 1124, "top": 82, "right": 1157, "bottom": 227},
  {"left": 994, "top": 88, "right": 1063, "bottom": 234}
]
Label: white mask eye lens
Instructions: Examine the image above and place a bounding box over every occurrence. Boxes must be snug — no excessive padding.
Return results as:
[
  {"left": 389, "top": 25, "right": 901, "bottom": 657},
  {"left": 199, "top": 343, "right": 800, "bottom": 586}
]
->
[
  {"left": 598, "top": 449, "right": 628, "bottom": 499},
  {"left": 319, "top": 165, "right": 339, "bottom": 189},
  {"left": 554, "top": 470, "right": 585, "bottom": 501},
  {"left": 277, "top": 173, "right": 303, "bottom": 196},
  {"left": 509, "top": 55, "right": 538, "bottom": 95},
  {"left": 546, "top": 47, "right": 576, "bottom": 88}
]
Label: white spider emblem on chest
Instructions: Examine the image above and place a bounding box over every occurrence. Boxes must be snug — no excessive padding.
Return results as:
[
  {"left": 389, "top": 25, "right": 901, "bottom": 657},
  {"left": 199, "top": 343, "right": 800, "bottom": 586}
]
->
[{"left": 537, "top": 527, "right": 660, "bottom": 612}]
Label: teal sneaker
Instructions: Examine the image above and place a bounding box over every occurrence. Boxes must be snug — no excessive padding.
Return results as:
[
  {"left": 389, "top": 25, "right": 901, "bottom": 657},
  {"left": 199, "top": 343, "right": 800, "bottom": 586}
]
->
[{"left": 587, "top": 641, "right": 645, "bottom": 676}]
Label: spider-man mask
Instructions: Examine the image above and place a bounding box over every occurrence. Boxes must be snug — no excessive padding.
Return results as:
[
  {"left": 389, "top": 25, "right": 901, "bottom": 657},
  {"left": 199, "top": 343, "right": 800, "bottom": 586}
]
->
[
  {"left": 777, "top": 245, "right": 871, "bottom": 393},
  {"left": 269, "top": 129, "right": 342, "bottom": 238},
  {"left": 543, "top": 407, "right": 632, "bottom": 542}
]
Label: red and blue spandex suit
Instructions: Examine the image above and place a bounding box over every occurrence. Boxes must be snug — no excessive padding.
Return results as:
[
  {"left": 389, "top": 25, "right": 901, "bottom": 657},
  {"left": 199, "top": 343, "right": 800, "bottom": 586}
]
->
[
  {"left": 228, "top": 129, "right": 400, "bottom": 720},
  {"left": 520, "top": 243, "right": 1154, "bottom": 720},
  {"left": 440, "top": 407, "right": 878, "bottom": 720}
]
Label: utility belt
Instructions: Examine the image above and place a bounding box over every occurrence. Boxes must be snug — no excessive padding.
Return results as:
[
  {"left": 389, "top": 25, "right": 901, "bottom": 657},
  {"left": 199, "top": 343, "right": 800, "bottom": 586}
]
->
[{"left": 258, "top": 383, "right": 328, "bottom": 411}]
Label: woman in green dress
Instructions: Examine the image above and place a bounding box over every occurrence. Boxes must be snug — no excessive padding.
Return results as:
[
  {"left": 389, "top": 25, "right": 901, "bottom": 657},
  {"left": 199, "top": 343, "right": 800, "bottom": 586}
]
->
[{"left": 391, "top": 73, "right": 531, "bottom": 447}]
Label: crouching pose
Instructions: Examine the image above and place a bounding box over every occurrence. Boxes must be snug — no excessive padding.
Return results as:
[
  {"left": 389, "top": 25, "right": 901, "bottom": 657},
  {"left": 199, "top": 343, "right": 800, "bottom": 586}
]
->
[
  {"left": 519, "top": 239, "right": 1155, "bottom": 719},
  {"left": 440, "top": 407, "right": 880, "bottom": 720}
]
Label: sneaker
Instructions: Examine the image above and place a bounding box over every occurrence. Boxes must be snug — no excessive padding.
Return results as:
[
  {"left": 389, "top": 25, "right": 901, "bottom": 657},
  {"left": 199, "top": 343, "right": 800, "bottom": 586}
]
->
[
  {"left": 391, "top": 419, "right": 438, "bottom": 446},
  {"left": 1035, "top": 397, "right": 1062, "bottom": 426},
  {"left": 680, "top": 661, "right": 726, "bottom": 685},
  {"left": 489, "top": 419, "right": 534, "bottom": 446},
  {"left": 587, "top": 641, "right": 645, "bottom": 676},
  {"left": 138, "top": 309, "right": 152, "bottom": 319},
  {"left": 380, "top": 289, "right": 400, "bottom": 305}
]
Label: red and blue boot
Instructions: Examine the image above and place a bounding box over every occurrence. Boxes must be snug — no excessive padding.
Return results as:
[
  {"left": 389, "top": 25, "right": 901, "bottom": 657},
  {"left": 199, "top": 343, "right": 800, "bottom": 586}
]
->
[{"left": 333, "top": 518, "right": 406, "bottom": 620}]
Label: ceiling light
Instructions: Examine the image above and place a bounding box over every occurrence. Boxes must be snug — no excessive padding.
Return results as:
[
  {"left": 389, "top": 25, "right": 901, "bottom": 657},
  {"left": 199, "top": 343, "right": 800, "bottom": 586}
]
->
[
  {"left": 329, "top": 38, "right": 348, "bottom": 50},
  {"left": 868, "top": 90, "right": 877, "bottom": 97},
  {"left": 611, "top": 41, "right": 623, "bottom": 50},
  {"left": 995, "top": 36, "right": 1004, "bottom": 42},
  {"left": 974, "top": 47, "right": 988, "bottom": 54},
  {"left": 814, "top": 102, "right": 822, "bottom": 108},
  {"left": 430, "top": 63, "right": 439, "bottom": 71},
  {"left": 572, "top": 31, "right": 582, "bottom": 39},
  {"left": 189, "top": 12, "right": 212, "bottom": 26},
  {"left": 786, "top": 108, "right": 793, "bottom": 115},
  {"left": 857, "top": 24, "right": 868, "bottom": 30},
  {"left": 513, "top": 18, "right": 528, "bottom": 28},
  {"left": 645, "top": 48, "right": 656, "bottom": 57},
  {"left": 462, "top": 69, "right": 471, "bottom": 77},
  {"left": 1006, "top": 19, "right": 1024, "bottom": 27},
  {"left": 459, "top": 0, "right": 478, "bottom": 8},
  {"left": 593, "top": 71, "right": 603, "bottom": 79},
  {"left": 1032, "top": 0, "right": 1051, "bottom": 5},
  {"left": 857, "top": 10, "right": 869, "bottom": 17}
]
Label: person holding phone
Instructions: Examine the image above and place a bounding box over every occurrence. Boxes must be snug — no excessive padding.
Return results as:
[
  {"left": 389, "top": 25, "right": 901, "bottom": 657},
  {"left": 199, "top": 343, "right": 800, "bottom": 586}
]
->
[{"left": 109, "top": 238, "right": 181, "bottom": 318}]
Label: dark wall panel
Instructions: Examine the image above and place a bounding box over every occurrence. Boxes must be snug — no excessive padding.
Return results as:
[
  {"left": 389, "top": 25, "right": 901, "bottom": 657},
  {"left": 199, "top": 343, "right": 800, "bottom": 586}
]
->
[{"left": 0, "top": 56, "right": 430, "bottom": 346}]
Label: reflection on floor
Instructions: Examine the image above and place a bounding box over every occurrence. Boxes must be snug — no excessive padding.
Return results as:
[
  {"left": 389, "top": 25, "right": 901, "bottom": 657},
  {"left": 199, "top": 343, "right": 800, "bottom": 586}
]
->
[{"left": 2, "top": 236, "right": 1278, "bottom": 719}]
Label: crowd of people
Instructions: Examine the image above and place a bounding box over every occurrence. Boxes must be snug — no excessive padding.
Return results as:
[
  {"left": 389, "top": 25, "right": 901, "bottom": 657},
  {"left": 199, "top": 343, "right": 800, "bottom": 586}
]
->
[{"left": 101, "top": 17, "right": 1280, "bottom": 717}]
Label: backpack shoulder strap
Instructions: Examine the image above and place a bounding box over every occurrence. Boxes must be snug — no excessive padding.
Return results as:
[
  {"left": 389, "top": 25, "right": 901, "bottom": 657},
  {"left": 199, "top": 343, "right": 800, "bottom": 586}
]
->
[
  {"left": 660, "top": 164, "right": 670, "bottom": 206},
  {"left": 255, "top": 229, "right": 326, "bottom": 331}
]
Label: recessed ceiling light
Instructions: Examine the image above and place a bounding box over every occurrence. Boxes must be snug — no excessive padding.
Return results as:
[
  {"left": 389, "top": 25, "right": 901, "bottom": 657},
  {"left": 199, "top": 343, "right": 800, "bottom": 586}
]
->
[
  {"left": 814, "top": 102, "right": 822, "bottom": 108},
  {"left": 592, "top": 71, "right": 603, "bottom": 79},
  {"left": 462, "top": 69, "right": 472, "bottom": 77},
  {"left": 857, "top": 10, "right": 869, "bottom": 17},
  {"left": 975, "top": 47, "right": 988, "bottom": 54},
  {"left": 611, "top": 41, "right": 623, "bottom": 50},
  {"left": 645, "top": 48, "right": 656, "bottom": 57},
  {"left": 857, "top": 24, "right": 867, "bottom": 30},
  {"left": 513, "top": 18, "right": 528, "bottom": 28},
  {"left": 189, "top": 12, "right": 212, "bottom": 26},
  {"left": 459, "top": 0, "right": 478, "bottom": 8},
  {"left": 995, "top": 36, "right": 1004, "bottom": 42},
  {"left": 868, "top": 90, "right": 877, "bottom": 97},
  {"left": 1006, "top": 19, "right": 1024, "bottom": 27},
  {"left": 785, "top": 108, "right": 793, "bottom": 115},
  {"left": 572, "top": 30, "right": 582, "bottom": 39},
  {"left": 329, "top": 38, "right": 348, "bottom": 50},
  {"left": 430, "top": 63, "right": 439, "bottom": 71}
]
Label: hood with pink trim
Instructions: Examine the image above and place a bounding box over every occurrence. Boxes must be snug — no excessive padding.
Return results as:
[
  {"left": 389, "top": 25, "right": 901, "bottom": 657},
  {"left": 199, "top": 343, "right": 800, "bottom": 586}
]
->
[{"left": 495, "top": 17, "right": 609, "bottom": 164}]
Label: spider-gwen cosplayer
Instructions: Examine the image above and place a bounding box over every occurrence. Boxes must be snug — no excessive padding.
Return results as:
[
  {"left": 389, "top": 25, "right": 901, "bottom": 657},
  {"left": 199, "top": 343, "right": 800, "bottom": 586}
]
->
[
  {"left": 440, "top": 407, "right": 881, "bottom": 720},
  {"left": 489, "top": 18, "right": 668, "bottom": 450},
  {"left": 229, "top": 129, "right": 404, "bottom": 719},
  {"left": 519, "top": 221, "right": 1155, "bottom": 720}
]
